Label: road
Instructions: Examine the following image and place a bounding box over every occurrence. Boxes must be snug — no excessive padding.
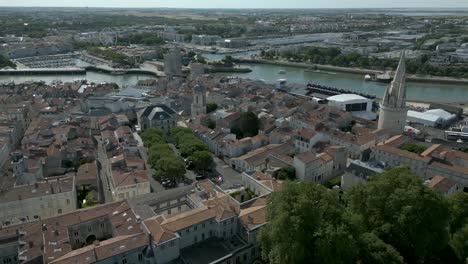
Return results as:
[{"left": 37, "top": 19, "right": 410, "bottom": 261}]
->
[
  {"left": 212, "top": 156, "right": 243, "bottom": 189},
  {"left": 95, "top": 136, "right": 113, "bottom": 203}
]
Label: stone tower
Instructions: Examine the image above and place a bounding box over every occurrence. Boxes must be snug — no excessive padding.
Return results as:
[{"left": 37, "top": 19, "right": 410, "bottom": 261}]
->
[
  {"left": 164, "top": 47, "right": 182, "bottom": 77},
  {"left": 378, "top": 52, "right": 409, "bottom": 136},
  {"left": 191, "top": 84, "right": 207, "bottom": 123}
]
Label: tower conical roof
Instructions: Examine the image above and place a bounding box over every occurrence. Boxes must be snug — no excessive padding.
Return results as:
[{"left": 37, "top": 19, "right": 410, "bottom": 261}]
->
[{"left": 382, "top": 51, "right": 406, "bottom": 108}]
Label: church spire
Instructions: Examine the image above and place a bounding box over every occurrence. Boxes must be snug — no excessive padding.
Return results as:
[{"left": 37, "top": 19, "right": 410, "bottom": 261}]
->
[{"left": 382, "top": 51, "right": 406, "bottom": 109}]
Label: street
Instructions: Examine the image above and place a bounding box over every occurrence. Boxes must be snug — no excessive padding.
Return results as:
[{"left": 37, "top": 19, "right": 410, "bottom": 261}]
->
[{"left": 95, "top": 135, "right": 113, "bottom": 203}]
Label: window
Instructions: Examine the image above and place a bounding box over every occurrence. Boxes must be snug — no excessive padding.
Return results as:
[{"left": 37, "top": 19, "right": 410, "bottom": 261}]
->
[
  {"left": 138, "top": 254, "right": 143, "bottom": 261},
  {"left": 202, "top": 233, "right": 205, "bottom": 240},
  {"left": 202, "top": 223, "right": 205, "bottom": 228},
  {"left": 170, "top": 240, "right": 175, "bottom": 247},
  {"left": 194, "top": 225, "right": 198, "bottom": 231},
  {"left": 168, "top": 209, "right": 171, "bottom": 215},
  {"left": 194, "top": 236, "right": 198, "bottom": 243},
  {"left": 122, "top": 259, "right": 127, "bottom": 264},
  {"left": 57, "top": 209, "right": 62, "bottom": 214},
  {"left": 74, "top": 231, "right": 79, "bottom": 236},
  {"left": 66, "top": 199, "right": 70, "bottom": 205},
  {"left": 178, "top": 206, "right": 181, "bottom": 212},
  {"left": 186, "top": 229, "right": 190, "bottom": 234}
]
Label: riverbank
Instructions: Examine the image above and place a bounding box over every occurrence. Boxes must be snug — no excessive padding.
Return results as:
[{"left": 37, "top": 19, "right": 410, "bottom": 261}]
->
[
  {"left": 0, "top": 65, "right": 161, "bottom": 77},
  {"left": 239, "top": 58, "right": 468, "bottom": 85},
  {"left": 205, "top": 66, "right": 252, "bottom": 74}
]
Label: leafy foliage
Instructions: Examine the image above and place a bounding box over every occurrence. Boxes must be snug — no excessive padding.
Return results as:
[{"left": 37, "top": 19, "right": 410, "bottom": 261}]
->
[
  {"left": 277, "top": 165, "right": 296, "bottom": 180},
  {"left": 260, "top": 167, "right": 466, "bottom": 264},
  {"left": 400, "top": 143, "right": 428, "bottom": 154},
  {"left": 231, "top": 111, "right": 260, "bottom": 139},
  {"left": 87, "top": 47, "right": 139, "bottom": 67},
  {"left": 206, "top": 103, "right": 218, "bottom": 114},
  {"left": 155, "top": 157, "right": 186, "bottom": 181},
  {"left": 345, "top": 167, "right": 450, "bottom": 263},
  {"left": 188, "top": 150, "right": 213, "bottom": 171},
  {"left": 141, "top": 128, "right": 185, "bottom": 182},
  {"left": 119, "top": 32, "right": 165, "bottom": 45},
  {"left": 261, "top": 46, "right": 468, "bottom": 78},
  {"left": 0, "top": 55, "right": 16, "bottom": 69}
]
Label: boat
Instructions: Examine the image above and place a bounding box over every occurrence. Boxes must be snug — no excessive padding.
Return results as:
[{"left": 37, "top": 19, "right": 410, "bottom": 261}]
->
[
  {"left": 278, "top": 70, "right": 287, "bottom": 74},
  {"left": 364, "top": 74, "right": 372, "bottom": 81},
  {"left": 376, "top": 72, "right": 392, "bottom": 83}
]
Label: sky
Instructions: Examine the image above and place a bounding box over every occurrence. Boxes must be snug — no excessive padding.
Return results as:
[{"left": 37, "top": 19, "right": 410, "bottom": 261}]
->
[{"left": 0, "top": 0, "right": 468, "bottom": 8}]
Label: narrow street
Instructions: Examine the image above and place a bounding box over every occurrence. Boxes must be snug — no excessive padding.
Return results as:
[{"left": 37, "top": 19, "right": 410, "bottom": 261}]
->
[{"left": 95, "top": 136, "right": 113, "bottom": 203}]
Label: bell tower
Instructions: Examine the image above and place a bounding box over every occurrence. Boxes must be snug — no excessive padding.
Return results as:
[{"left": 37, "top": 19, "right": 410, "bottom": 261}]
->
[{"left": 378, "top": 52, "right": 409, "bottom": 136}]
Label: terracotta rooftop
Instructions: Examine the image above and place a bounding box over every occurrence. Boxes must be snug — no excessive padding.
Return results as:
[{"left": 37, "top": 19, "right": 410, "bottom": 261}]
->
[
  {"left": 76, "top": 162, "right": 98, "bottom": 185},
  {"left": 51, "top": 233, "right": 147, "bottom": 264},
  {"left": 295, "top": 151, "right": 320, "bottom": 164},
  {"left": 238, "top": 205, "right": 266, "bottom": 231},
  {"left": 112, "top": 169, "right": 149, "bottom": 188},
  {"left": 0, "top": 176, "right": 74, "bottom": 203},
  {"left": 428, "top": 176, "right": 459, "bottom": 193}
]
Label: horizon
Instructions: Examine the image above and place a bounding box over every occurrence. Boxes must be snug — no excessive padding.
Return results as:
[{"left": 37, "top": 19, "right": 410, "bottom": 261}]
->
[{"left": 1, "top": 0, "right": 468, "bottom": 9}]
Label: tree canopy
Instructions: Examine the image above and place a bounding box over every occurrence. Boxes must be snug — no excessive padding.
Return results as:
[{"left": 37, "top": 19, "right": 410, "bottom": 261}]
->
[
  {"left": 188, "top": 150, "right": 214, "bottom": 172},
  {"left": 141, "top": 128, "right": 185, "bottom": 181},
  {"left": 231, "top": 111, "right": 260, "bottom": 139},
  {"left": 259, "top": 167, "right": 467, "bottom": 264},
  {"left": 0, "top": 55, "right": 16, "bottom": 69},
  {"left": 277, "top": 165, "right": 296, "bottom": 180},
  {"left": 206, "top": 103, "right": 218, "bottom": 114}
]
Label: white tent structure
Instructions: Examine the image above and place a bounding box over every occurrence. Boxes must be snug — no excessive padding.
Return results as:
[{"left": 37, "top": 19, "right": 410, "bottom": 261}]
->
[
  {"left": 327, "top": 94, "right": 376, "bottom": 120},
  {"left": 407, "top": 109, "right": 457, "bottom": 127}
]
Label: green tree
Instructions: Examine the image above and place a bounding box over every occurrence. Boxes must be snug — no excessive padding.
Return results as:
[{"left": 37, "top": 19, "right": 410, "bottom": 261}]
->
[
  {"left": 277, "top": 165, "right": 296, "bottom": 180},
  {"left": 172, "top": 127, "right": 193, "bottom": 145},
  {"left": 259, "top": 181, "right": 357, "bottom": 264},
  {"left": 0, "top": 55, "right": 16, "bottom": 69},
  {"left": 237, "top": 111, "right": 260, "bottom": 138},
  {"left": 447, "top": 191, "right": 468, "bottom": 234},
  {"left": 155, "top": 157, "right": 186, "bottom": 181},
  {"left": 447, "top": 191, "right": 468, "bottom": 262},
  {"left": 148, "top": 144, "right": 173, "bottom": 167},
  {"left": 180, "top": 139, "right": 208, "bottom": 157},
  {"left": 207, "top": 119, "right": 216, "bottom": 129},
  {"left": 357, "top": 232, "right": 404, "bottom": 264},
  {"left": 206, "top": 103, "right": 218, "bottom": 113},
  {"left": 141, "top": 128, "right": 166, "bottom": 148},
  {"left": 189, "top": 151, "right": 213, "bottom": 171},
  {"left": 450, "top": 225, "right": 468, "bottom": 262},
  {"left": 345, "top": 167, "right": 450, "bottom": 263}
]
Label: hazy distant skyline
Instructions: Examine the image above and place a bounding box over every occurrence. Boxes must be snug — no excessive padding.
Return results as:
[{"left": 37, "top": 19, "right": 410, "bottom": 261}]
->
[{"left": 0, "top": 0, "right": 468, "bottom": 8}]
